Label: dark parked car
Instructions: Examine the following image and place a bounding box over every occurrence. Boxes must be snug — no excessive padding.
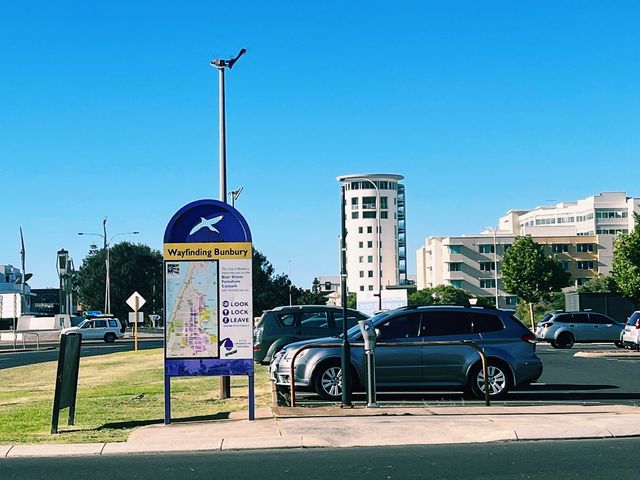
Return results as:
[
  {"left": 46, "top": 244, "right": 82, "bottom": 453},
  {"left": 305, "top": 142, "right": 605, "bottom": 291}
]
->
[
  {"left": 535, "top": 311, "right": 625, "bottom": 349},
  {"left": 253, "top": 305, "right": 368, "bottom": 365},
  {"left": 270, "top": 305, "right": 542, "bottom": 401}
]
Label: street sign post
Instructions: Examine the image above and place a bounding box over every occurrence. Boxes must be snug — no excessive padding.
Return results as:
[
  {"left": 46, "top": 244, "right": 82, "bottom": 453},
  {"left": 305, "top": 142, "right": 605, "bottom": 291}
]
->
[
  {"left": 163, "top": 199, "right": 253, "bottom": 423},
  {"left": 127, "top": 291, "right": 146, "bottom": 352}
]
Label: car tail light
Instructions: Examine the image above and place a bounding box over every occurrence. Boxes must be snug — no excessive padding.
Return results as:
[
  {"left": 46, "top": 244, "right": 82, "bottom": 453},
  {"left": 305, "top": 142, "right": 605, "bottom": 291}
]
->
[
  {"left": 521, "top": 332, "right": 536, "bottom": 344},
  {"left": 635, "top": 319, "right": 640, "bottom": 329},
  {"left": 253, "top": 345, "right": 261, "bottom": 352}
]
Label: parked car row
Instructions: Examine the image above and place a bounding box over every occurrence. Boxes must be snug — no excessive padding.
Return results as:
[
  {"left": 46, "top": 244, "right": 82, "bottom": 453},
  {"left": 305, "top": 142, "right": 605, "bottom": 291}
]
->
[
  {"left": 257, "top": 303, "right": 640, "bottom": 403},
  {"left": 265, "top": 305, "right": 542, "bottom": 401}
]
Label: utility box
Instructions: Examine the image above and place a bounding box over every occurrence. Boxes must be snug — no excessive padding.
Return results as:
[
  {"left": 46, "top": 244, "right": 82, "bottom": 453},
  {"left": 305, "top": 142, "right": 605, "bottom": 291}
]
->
[{"left": 565, "top": 292, "right": 638, "bottom": 323}]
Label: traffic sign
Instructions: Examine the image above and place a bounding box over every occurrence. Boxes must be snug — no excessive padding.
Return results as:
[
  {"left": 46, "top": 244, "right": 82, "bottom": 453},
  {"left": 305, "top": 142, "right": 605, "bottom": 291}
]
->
[{"left": 126, "top": 292, "right": 146, "bottom": 310}]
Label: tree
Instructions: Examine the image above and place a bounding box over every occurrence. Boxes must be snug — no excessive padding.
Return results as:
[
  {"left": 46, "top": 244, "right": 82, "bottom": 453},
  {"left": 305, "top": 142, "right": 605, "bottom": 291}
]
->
[
  {"left": 501, "top": 236, "right": 570, "bottom": 329},
  {"left": 408, "top": 285, "right": 492, "bottom": 307},
  {"left": 77, "top": 242, "right": 162, "bottom": 323},
  {"left": 252, "top": 249, "right": 292, "bottom": 317},
  {"left": 612, "top": 214, "right": 640, "bottom": 302},
  {"left": 577, "top": 275, "right": 617, "bottom": 294}
]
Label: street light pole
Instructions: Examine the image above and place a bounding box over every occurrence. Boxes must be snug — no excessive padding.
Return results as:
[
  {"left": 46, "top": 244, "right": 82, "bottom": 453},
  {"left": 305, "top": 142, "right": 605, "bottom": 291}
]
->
[
  {"left": 78, "top": 225, "right": 139, "bottom": 314},
  {"left": 360, "top": 178, "right": 382, "bottom": 311},
  {"left": 211, "top": 48, "right": 246, "bottom": 401}
]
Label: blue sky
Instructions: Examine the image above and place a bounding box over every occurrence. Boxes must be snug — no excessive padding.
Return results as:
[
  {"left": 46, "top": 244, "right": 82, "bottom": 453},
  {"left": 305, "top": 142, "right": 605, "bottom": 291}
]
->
[{"left": 2, "top": 1, "right": 639, "bottom": 289}]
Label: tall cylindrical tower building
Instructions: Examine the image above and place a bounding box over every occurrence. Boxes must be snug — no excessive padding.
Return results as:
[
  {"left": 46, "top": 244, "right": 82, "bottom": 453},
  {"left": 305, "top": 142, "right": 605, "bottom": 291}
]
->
[{"left": 337, "top": 173, "right": 406, "bottom": 294}]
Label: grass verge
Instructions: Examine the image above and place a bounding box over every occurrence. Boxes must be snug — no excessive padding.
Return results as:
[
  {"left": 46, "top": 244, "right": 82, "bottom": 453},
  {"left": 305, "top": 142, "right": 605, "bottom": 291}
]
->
[{"left": 0, "top": 348, "right": 272, "bottom": 444}]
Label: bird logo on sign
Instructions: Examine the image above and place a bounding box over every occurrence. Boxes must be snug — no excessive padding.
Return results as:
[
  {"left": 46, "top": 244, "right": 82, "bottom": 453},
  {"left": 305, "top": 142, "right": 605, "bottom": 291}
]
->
[{"left": 189, "top": 215, "right": 224, "bottom": 236}]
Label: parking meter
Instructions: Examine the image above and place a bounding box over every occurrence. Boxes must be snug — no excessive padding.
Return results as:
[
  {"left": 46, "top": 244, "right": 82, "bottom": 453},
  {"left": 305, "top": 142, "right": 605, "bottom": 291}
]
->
[
  {"left": 358, "top": 319, "right": 377, "bottom": 352},
  {"left": 358, "top": 319, "right": 379, "bottom": 407}
]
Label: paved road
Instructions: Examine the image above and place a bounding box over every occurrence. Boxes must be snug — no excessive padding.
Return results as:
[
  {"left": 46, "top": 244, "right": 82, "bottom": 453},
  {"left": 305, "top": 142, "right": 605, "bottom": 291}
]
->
[
  {"left": 0, "top": 339, "right": 163, "bottom": 369},
  {"left": 2, "top": 438, "right": 639, "bottom": 479}
]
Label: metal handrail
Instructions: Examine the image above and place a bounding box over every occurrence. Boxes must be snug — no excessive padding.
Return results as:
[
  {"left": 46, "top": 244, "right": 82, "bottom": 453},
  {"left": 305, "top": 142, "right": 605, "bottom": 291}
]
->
[{"left": 289, "top": 339, "right": 490, "bottom": 407}]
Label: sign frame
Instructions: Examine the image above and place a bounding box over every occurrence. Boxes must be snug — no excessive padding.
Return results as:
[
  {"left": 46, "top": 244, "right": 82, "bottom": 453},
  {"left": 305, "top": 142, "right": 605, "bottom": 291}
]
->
[{"left": 163, "top": 199, "right": 254, "bottom": 423}]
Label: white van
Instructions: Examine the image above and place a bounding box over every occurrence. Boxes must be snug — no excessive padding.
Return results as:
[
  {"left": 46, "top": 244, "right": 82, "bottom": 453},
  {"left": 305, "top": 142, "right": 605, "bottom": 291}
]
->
[
  {"left": 621, "top": 311, "right": 640, "bottom": 350},
  {"left": 61, "top": 317, "right": 124, "bottom": 343}
]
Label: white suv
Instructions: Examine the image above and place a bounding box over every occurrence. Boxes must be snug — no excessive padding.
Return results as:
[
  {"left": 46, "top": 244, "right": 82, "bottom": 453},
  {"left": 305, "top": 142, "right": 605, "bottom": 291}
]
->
[
  {"left": 622, "top": 311, "right": 640, "bottom": 350},
  {"left": 61, "top": 317, "right": 125, "bottom": 343}
]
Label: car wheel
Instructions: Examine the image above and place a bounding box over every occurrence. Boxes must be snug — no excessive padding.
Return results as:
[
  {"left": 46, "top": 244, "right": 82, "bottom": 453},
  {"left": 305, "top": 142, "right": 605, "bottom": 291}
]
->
[
  {"left": 615, "top": 340, "right": 625, "bottom": 348},
  {"left": 550, "top": 341, "right": 561, "bottom": 349},
  {"left": 104, "top": 332, "right": 117, "bottom": 343},
  {"left": 313, "top": 362, "right": 343, "bottom": 402},
  {"left": 555, "top": 332, "right": 574, "bottom": 349},
  {"left": 469, "top": 362, "right": 511, "bottom": 400}
]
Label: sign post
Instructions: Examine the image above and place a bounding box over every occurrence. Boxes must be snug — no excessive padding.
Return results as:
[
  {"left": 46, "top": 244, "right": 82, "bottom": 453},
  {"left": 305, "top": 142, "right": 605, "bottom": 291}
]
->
[
  {"left": 163, "top": 199, "right": 253, "bottom": 424},
  {"left": 126, "top": 291, "right": 146, "bottom": 352}
]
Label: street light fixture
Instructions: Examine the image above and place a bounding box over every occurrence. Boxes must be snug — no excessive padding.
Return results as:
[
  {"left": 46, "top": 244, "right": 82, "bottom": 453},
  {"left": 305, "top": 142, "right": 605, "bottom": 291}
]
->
[{"left": 78, "top": 219, "right": 139, "bottom": 314}]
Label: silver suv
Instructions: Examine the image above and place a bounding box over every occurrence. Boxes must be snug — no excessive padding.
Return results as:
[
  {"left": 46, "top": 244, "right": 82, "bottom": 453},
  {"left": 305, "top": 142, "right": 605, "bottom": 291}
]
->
[
  {"left": 270, "top": 306, "right": 542, "bottom": 401},
  {"left": 535, "top": 311, "right": 625, "bottom": 349}
]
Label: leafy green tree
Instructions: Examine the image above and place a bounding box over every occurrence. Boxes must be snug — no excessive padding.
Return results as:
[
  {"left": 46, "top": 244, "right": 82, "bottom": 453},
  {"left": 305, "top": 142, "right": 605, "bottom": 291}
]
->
[
  {"left": 252, "top": 249, "right": 292, "bottom": 317},
  {"left": 612, "top": 214, "right": 640, "bottom": 302},
  {"left": 501, "top": 235, "right": 570, "bottom": 329},
  {"left": 577, "top": 275, "right": 617, "bottom": 294},
  {"left": 408, "top": 285, "right": 491, "bottom": 307},
  {"left": 77, "top": 242, "right": 162, "bottom": 323}
]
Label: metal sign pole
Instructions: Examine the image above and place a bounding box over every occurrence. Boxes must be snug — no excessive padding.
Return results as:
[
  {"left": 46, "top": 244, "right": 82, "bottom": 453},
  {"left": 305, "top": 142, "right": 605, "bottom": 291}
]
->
[{"left": 134, "top": 296, "right": 139, "bottom": 352}]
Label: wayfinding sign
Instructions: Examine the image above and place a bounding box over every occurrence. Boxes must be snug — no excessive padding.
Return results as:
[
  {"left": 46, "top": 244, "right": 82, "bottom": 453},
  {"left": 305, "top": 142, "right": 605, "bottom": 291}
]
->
[{"left": 163, "top": 199, "right": 253, "bottom": 423}]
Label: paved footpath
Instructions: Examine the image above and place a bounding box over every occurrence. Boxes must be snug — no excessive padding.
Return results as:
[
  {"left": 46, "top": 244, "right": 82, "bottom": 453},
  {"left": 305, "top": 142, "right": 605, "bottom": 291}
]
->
[{"left": 3, "top": 404, "right": 640, "bottom": 458}]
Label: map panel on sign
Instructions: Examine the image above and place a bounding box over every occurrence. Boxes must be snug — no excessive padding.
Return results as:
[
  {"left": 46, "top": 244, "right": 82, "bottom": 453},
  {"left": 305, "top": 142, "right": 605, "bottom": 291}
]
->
[{"left": 165, "top": 261, "right": 219, "bottom": 358}]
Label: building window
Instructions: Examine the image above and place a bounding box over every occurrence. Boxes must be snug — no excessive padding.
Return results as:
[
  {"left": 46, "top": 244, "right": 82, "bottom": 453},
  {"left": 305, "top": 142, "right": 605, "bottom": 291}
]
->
[
  {"left": 576, "top": 244, "right": 594, "bottom": 252},
  {"left": 561, "top": 261, "right": 570, "bottom": 271},
  {"left": 359, "top": 256, "right": 363, "bottom": 263},
  {"left": 381, "top": 197, "right": 388, "bottom": 209},
  {"left": 351, "top": 197, "right": 358, "bottom": 206},
  {"left": 368, "top": 256, "right": 373, "bottom": 263},
  {"left": 479, "top": 244, "right": 494, "bottom": 254},
  {"left": 351, "top": 212, "right": 359, "bottom": 219},
  {"left": 367, "top": 226, "right": 373, "bottom": 234},
  {"left": 575, "top": 278, "right": 588, "bottom": 286},
  {"left": 363, "top": 211, "right": 376, "bottom": 219},
  {"left": 367, "top": 241, "right": 373, "bottom": 248},
  {"left": 480, "top": 279, "right": 496, "bottom": 288},
  {"left": 362, "top": 196, "right": 376, "bottom": 210},
  {"left": 505, "top": 296, "right": 518, "bottom": 306},
  {"left": 359, "top": 241, "right": 363, "bottom": 248},
  {"left": 359, "top": 271, "right": 364, "bottom": 277},
  {"left": 358, "top": 226, "right": 363, "bottom": 234},
  {"left": 359, "top": 286, "right": 365, "bottom": 291},
  {"left": 449, "top": 280, "right": 463, "bottom": 288},
  {"left": 577, "top": 261, "right": 595, "bottom": 270},
  {"left": 479, "top": 262, "right": 495, "bottom": 271},
  {"left": 381, "top": 211, "right": 388, "bottom": 219},
  {"left": 551, "top": 244, "right": 568, "bottom": 253},
  {"left": 448, "top": 263, "right": 461, "bottom": 272},
  {"left": 368, "top": 285, "right": 374, "bottom": 291},
  {"left": 368, "top": 270, "right": 374, "bottom": 278},
  {"left": 449, "top": 245, "right": 462, "bottom": 254}
]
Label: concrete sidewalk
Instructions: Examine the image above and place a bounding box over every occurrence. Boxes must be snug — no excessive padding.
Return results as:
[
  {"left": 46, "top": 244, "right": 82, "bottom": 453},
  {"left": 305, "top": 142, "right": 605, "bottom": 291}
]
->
[{"left": 3, "top": 404, "right": 640, "bottom": 458}]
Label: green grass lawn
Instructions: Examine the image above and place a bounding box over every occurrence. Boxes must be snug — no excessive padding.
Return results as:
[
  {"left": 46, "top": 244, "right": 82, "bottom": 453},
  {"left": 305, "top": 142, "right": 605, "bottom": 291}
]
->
[{"left": 0, "top": 348, "right": 272, "bottom": 444}]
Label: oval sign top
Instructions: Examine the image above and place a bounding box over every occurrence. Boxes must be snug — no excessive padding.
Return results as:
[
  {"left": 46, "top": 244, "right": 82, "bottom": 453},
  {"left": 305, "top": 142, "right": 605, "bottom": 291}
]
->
[{"left": 164, "top": 199, "right": 252, "bottom": 244}]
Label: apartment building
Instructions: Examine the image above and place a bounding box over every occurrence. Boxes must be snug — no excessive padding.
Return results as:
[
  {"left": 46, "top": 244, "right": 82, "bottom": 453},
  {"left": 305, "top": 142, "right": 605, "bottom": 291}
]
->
[
  {"left": 417, "top": 234, "right": 613, "bottom": 308},
  {"left": 337, "top": 173, "right": 407, "bottom": 294},
  {"left": 499, "top": 192, "right": 639, "bottom": 237}
]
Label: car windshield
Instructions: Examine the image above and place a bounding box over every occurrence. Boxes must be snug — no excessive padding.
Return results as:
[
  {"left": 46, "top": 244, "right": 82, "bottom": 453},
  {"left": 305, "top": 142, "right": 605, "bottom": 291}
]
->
[{"left": 343, "top": 311, "right": 391, "bottom": 339}]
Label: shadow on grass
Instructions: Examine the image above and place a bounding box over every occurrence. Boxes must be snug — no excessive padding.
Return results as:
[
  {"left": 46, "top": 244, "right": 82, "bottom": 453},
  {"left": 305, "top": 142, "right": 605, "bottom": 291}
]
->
[{"left": 58, "top": 412, "right": 236, "bottom": 434}]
